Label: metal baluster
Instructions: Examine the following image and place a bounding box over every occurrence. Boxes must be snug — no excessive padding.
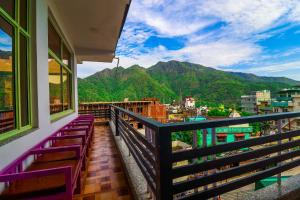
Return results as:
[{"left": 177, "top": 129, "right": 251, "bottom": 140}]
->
[
  {"left": 212, "top": 128, "right": 218, "bottom": 200},
  {"left": 203, "top": 129, "right": 208, "bottom": 191},
  {"left": 192, "top": 130, "right": 198, "bottom": 193},
  {"left": 277, "top": 119, "right": 282, "bottom": 187}
]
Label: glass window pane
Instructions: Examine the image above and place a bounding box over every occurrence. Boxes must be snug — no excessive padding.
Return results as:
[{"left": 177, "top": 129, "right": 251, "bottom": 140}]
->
[
  {"left": 48, "top": 21, "right": 61, "bottom": 58},
  {"left": 0, "top": 16, "right": 15, "bottom": 134},
  {"left": 48, "top": 56, "right": 62, "bottom": 114},
  {"left": 62, "top": 43, "right": 71, "bottom": 67},
  {"left": 62, "top": 68, "right": 71, "bottom": 110},
  {"left": 0, "top": 0, "right": 15, "bottom": 19},
  {"left": 20, "top": 33, "right": 29, "bottom": 126},
  {"left": 20, "top": 0, "right": 27, "bottom": 30}
]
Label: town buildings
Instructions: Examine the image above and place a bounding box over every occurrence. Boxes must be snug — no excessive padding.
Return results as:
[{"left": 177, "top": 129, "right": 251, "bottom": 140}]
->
[
  {"left": 241, "top": 90, "right": 271, "bottom": 114},
  {"left": 271, "top": 86, "right": 300, "bottom": 129}
]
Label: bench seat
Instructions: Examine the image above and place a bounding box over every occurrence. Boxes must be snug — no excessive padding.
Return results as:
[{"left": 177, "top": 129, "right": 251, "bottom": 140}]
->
[
  {"left": 0, "top": 115, "right": 94, "bottom": 200},
  {"left": 0, "top": 158, "right": 80, "bottom": 200}
]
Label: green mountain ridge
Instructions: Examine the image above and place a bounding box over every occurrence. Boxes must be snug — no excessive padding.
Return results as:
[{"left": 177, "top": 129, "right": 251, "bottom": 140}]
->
[{"left": 78, "top": 60, "right": 299, "bottom": 106}]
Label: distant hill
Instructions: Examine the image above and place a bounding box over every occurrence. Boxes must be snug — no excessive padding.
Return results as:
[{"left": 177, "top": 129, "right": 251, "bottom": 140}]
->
[
  {"left": 0, "top": 50, "right": 11, "bottom": 59},
  {"left": 78, "top": 60, "right": 299, "bottom": 106}
]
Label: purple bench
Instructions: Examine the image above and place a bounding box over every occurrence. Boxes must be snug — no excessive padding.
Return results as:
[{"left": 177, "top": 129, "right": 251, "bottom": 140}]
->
[{"left": 0, "top": 115, "right": 94, "bottom": 200}]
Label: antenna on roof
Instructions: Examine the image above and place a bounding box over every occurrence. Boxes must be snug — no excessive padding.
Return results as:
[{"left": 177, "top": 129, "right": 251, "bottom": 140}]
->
[{"left": 114, "top": 57, "right": 120, "bottom": 68}]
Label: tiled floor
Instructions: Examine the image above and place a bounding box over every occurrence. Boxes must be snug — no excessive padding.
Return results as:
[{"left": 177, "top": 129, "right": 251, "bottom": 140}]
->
[{"left": 73, "top": 125, "right": 133, "bottom": 200}]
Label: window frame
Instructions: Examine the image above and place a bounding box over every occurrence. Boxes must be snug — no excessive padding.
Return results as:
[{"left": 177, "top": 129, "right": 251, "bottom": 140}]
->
[
  {"left": 0, "top": 0, "right": 32, "bottom": 143},
  {"left": 48, "top": 17, "right": 74, "bottom": 122}
]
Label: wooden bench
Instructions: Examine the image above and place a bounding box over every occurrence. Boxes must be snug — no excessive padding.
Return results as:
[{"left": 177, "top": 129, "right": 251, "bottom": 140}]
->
[{"left": 0, "top": 115, "right": 94, "bottom": 200}]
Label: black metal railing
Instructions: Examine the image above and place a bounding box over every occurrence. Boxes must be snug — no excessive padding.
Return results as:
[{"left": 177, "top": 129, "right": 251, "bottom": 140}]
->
[{"left": 83, "top": 104, "right": 300, "bottom": 199}]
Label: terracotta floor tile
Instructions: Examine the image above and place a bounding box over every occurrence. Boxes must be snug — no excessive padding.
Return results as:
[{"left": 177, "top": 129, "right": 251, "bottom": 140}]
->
[{"left": 74, "top": 125, "right": 133, "bottom": 200}]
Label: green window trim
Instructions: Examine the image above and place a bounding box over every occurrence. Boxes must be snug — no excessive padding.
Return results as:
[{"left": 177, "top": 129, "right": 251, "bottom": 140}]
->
[
  {"left": 50, "top": 109, "right": 75, "bottom": 122},
  {"left": 48, "top": 18, "right": 75, "bottom": 120},
  {"left": 0, "top": 0, "right": 33, "bottom": 143},
  {"left": 0, "top": 125, "right": 32, "bottom": 146}
]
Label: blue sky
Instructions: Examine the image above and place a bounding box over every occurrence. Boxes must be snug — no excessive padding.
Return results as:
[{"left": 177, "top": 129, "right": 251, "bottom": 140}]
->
[
  {"left": 0, "top": 29, "right": 12, "bottom": 51},
  {"left": 73, "top": 1, "right": 300, "bottom": 80}
]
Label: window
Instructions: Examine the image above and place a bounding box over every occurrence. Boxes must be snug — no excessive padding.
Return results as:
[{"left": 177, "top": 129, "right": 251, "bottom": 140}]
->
[
  {"left": 217, "top": 134, "right": 226, "bottom": 143},
  {"left": 0, "top": 0, "right": 31, "bottom": 137},
  {"left": 48, "top": 20, "right": 73, "bottom": 117},
  {"left": 137, "top": 123, "right": 143, "bottom": 129},
  {"left": 235, "top": 134, "right": 245, "bottom": 141},
  {"left": 137, "top": 107, "right": 143, "bottom": 113}
]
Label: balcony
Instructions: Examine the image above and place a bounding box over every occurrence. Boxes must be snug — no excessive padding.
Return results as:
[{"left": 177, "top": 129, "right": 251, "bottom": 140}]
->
[{"left": 75, "top": 103, "right": 300, "bottom": 200}]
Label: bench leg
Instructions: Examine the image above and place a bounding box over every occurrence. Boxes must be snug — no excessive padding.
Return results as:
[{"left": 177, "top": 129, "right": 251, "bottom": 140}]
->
[
  {"left": 82, "top": 156, "right": 87, "bottom": 171},
  {"left": 74, "top": 175, "right": 82, "bottom": 194}
]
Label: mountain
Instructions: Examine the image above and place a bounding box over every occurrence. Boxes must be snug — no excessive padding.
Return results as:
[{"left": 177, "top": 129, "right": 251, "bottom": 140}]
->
[
  {"left": 0, "top": 50, "right": 12, "bottom": 59},
  {"left": 78, "top": 61, "right": 299, "bottom": 106},
  {"left": 78, "top": 65, "right": 177, "bottom": 102}
]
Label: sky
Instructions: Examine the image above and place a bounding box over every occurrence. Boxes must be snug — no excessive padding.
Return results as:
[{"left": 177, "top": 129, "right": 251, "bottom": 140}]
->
[{"left": 80, "top": 1, "right": 299, "bottom": 80}]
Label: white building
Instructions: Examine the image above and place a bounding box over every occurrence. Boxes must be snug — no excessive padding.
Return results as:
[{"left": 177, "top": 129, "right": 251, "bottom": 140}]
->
[{"left": 184, "top": 96, "right": 195, "bottom": 109}]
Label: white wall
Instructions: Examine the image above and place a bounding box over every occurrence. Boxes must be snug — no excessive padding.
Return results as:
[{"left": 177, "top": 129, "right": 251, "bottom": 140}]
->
[{"left": 0, "top": 0, "right": 78, "bottom": 170}]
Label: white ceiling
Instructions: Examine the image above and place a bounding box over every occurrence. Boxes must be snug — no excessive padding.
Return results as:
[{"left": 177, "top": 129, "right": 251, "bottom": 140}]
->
[{"left": 50, "top": 0, "right": 131, "bottom": 63}]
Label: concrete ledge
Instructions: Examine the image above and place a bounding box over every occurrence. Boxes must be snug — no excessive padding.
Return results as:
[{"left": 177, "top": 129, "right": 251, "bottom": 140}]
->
[
  {"left": 237, "top": 174, "right": 300, "bottom": 200},
  {"left": 109, "top": 121, "right": 149, "bottom": 200}
]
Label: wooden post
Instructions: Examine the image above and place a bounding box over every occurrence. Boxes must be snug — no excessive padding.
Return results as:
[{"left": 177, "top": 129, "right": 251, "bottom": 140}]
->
[{"left": 156, "top": 127, "right": 173, "bottom": 200}]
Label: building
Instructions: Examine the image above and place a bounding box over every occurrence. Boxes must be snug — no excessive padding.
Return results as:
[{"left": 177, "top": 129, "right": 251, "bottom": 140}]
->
[
  {"left": 271, "top": 86, "right": 300, "bottom": 129},
  {"left": 142, "top": 98, "right": 168, "bottom": 123},
  {"left": 241, "top": 90, "right": 271, "bottom": 114},
  {"left": 79, "top": 98, "right": 167, "bottom": 125},
  {"left": 187, "top": 111, "right": 252, "bottom": 150},
  {"left": 0, "top": 0, "right": 131, "bottom": 198},
  {"left": 183, "top": 96, "right": 196, "bottom": 109}
]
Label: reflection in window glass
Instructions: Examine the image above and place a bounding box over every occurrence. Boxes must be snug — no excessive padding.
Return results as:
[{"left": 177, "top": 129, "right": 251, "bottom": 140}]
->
[
  {"left": 48, "top": 21, "right": 61, "bottom": 57},
  {"left": 0, "top": 16, "right": 15, "bottom": 134},
  {"left": 49, "top": 57, "right": 62, "bottom": 114},
  {"left": 0, "top": 0, "right": 15, "bottom": 18},
  {"left": 20, "top": 0, "right": 28, "bottom": 30},
  {"left": 62, "top": 43, "right": 71, "bottom": 67},
  {"left": 48, "top": 20, "right": 73, "bottom": 116},
  {"left": 62, "top": 68, "right": 71, "bottom": 110},
  {"left": 20, "top": 33, "right": 29, "bottom": 127}
]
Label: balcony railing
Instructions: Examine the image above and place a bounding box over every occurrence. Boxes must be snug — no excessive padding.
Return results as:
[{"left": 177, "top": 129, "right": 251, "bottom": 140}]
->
[{"left": 79, "top": 104, "right": 300, "bottom": 200}]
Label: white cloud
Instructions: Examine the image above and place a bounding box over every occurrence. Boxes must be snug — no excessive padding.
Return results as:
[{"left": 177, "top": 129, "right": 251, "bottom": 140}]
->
[
  {"left": 289, "top": 1, "right": 300, "bottom": 22},
  {"left": 78, "top": 0, "right": 300, "bottom": 79},
  {"left": 77, "top": 61, "right": 118, "bottom": 78},
  {"left": 128, "top": 0, "right": 216, "bottom": 36},
  {"left": 197, "top": 0, "right": 293, "bottom": 37},
  {"left": 176, "top": 40, "right": 261, "bottom": 67},
  {"left": 248, "top": 60, "right": 300, "bottom": 73},
  {"left": 115, "top": 40, "right": 261, "bottom": 69}
]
